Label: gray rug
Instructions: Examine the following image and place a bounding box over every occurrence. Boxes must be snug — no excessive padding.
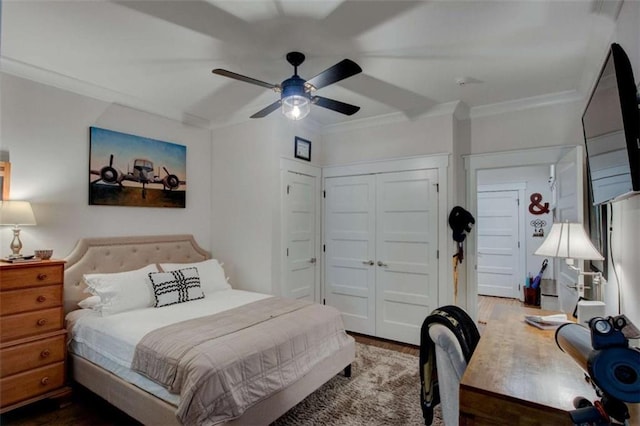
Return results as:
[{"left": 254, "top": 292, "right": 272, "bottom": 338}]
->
[{"left": 273, "top": 343, "right": 442, "bottom": 425}]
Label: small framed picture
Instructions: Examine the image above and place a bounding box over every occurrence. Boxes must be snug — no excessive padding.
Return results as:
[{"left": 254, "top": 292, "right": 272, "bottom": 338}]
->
[{"left": 294, "top": 137, "right": 311, "bottom": 161}]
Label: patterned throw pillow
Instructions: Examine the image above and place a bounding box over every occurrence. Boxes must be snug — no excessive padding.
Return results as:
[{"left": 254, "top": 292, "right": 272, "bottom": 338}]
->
[{"left": 148, "top": 267, "right": 204, "bottom": 308}]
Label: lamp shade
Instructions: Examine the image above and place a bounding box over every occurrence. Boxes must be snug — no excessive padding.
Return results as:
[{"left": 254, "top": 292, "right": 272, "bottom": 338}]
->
[
  {"left": 534, "top": 222, "right": 603, "bottom": 260},
  {"left": 0, "top": 201, "right": 37, "bottom": 226}
]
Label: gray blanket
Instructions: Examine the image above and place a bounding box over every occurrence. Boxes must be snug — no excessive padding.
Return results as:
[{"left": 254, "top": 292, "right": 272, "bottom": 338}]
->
[{"left": 132, "top": 297, "right": 352, "bottom": 425}]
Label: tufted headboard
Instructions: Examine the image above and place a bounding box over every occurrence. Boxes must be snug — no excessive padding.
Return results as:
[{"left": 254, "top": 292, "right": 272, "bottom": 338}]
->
[{"left": 63, "top": 234, "right": 210, "bottom": 313}]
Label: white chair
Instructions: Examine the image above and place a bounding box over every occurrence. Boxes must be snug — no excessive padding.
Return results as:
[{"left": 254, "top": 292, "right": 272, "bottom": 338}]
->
[{"left": 427, "top": 324, "right": 470, "bottom": 426}]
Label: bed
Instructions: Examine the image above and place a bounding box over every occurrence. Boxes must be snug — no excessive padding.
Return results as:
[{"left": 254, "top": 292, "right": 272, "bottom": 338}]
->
[{"left": 63, "top": 234, "right": 355, "bottom": 425}]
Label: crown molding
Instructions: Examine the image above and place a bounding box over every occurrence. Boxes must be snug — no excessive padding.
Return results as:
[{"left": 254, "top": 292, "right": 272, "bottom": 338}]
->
[
  {"left": 0, "top": 56, "right": 211, "bottom": 129},
  {"left": 469, "top": 90, "right": 584, "bottom": 119},
  {"left": 321, "top": 101, "right": 460, "bottom": 135}
]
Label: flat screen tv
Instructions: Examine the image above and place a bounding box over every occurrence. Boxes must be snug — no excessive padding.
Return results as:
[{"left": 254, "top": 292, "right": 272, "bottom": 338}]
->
[{"left": 583, "top": 43, "right": 640, "bottom": 206}]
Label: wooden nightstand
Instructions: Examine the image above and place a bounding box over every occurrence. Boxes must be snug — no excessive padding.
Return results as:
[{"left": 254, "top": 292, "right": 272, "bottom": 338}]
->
[{"left": 0, "top": 260, "right": 72, "bottom": 413}]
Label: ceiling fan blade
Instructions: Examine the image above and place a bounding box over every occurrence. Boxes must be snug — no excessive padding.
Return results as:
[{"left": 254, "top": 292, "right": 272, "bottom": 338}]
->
[
  {"left": 306, "top": 59, "right": 362, "bottom": 90},
  {"left": 212, "top": 69, "right": 278, "bottom": 90},
  {"left": 250, "top": 100, "right": 282, "bottom": 118},
  {"left": 312, "top": 96, "right": 360, "bottom": 116}
]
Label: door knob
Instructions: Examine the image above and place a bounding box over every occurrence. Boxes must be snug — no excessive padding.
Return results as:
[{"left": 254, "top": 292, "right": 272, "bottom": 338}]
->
[
  {"left": 377, "top": 261, "right": 388, "bottom": 267},
  {"left": 309, "top": 257, "right": 317, "bottom": 264},
  {"left": 362, "top": 260, "right": 374, "bottom": 266}
]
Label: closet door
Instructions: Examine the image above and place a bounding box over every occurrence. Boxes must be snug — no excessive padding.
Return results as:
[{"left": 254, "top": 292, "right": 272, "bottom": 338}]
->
[
  {"left": 324, "top": 175, "right": 376, "bottom": 335},
  {"left": 375, "top": 170, "right": 439, "bottom": 345}
]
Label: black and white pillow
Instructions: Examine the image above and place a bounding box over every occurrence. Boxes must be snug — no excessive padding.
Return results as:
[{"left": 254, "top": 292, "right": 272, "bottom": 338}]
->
[{"left": 148, "top": 267, "right": 204, "bottom": 307}]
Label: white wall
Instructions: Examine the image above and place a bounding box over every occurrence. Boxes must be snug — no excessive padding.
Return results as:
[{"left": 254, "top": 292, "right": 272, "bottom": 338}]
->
[
  {"left": 210, "top": 117, "right": 321, "bottom": 294},
  {"left": 320, "top": 109, "right": 454, "bottom": 166},
  {"left": 0, "top": 74, "right": 213, "bottom": 257},
  {"left": 471, "top": 100, "right": 584, "bottom": 154},
  {"left": 601, "top": 0, "right": 640, "bottom": 326}
]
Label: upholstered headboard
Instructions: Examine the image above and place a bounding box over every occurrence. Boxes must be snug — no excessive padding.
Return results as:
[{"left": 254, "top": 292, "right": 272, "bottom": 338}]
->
[{"left": 63, "top": 234, "right": 210, "bottom": 313}]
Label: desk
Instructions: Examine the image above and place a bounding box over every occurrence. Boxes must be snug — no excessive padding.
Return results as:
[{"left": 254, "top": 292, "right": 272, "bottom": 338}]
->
[{"left": 460, "top": 305, "right": 639, "bottom": 426}]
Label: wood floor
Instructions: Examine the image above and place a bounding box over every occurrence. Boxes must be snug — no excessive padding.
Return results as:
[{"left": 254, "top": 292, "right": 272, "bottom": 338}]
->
[
  {"left": 477, "top": 294, "right": 522, "bottom": 331},
  {"left": 351, "top": 295, "right": 522, "bottom": 357}
]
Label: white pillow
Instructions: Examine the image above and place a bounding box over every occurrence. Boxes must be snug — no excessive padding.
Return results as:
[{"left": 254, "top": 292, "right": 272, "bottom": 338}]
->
[
  {"left": 148, "top": 267, "right": 204, "bottom": 307},
  {"left": 159, "top": 259, "right": 230, "bottom": 294},
  {"left": 77, "top": 295, "right": 101, "bottom": 310},
  {"left": 83, "top": 264, "right": 159, "bottom": 316}
]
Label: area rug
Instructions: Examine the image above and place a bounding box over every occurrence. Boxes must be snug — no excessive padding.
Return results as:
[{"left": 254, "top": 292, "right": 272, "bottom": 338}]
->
[{"left": 272, "top": 342, "right": 442, "bottom": 425}]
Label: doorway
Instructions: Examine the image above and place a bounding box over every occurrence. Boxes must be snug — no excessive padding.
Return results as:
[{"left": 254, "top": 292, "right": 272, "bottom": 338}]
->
[
  {"left": 280, "top": 158, "right": 322, "bottom": 302},
  {"left": 465, "top": 146, "right": 584, "bottom": 321},
  {"left": 476, "top": 185, "right": 525, "bottom": 299}
]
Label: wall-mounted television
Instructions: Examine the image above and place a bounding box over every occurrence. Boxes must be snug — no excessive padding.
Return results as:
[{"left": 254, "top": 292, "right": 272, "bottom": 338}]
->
[{"left": 583, "top": 43, "right": 640, "bottom": 206}]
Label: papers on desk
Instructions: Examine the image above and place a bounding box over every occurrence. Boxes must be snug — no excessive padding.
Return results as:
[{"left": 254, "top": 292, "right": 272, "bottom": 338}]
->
[{"left": 524, "top": 313, "right": 572, "bottom": 330}]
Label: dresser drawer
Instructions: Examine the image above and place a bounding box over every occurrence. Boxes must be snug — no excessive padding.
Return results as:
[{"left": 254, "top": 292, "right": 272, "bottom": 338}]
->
[
  {"left": 0, "top": 335, "right": 66, "bottom": 377},
  {"left": 0, "top": 308, "right": 63, "bottom": 341},
  {"left": 0, "top": 362, "right": 65, "bottom": 407},
  {"left": 0, "top": 285, "right": 62, "bottom": 316},
  {"left": 0, "top": 264, "right": 63, "bottom": 291}
]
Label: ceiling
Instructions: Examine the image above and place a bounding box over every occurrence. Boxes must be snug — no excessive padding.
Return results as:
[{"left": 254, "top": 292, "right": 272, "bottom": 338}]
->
[{"left": 1, "top": 0, "right": 623, "bottom": 129}]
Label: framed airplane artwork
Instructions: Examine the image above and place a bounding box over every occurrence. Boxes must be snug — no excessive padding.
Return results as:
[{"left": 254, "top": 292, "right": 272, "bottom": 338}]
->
[{"left": 88, "top": 127, "right": 187, "bottom": 208}]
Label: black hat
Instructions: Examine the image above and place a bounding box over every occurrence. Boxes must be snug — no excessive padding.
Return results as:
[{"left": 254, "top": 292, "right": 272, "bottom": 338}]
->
[{"left": 449, "top": 206, "right": 475, "bottom": 243}]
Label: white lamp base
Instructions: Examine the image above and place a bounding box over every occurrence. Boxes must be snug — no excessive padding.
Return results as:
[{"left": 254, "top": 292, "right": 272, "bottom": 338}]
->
[{"left": 9, "top": 225, "right": 24, "bottom": 258}]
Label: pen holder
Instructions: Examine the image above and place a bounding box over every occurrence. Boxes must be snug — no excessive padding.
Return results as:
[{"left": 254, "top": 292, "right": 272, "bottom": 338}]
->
[{"left": 524, "top": 286, "right": 540, "bottom": 307}]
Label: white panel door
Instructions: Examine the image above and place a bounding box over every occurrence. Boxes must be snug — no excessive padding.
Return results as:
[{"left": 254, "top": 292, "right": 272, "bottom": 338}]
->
[
  {"left": 375, "top": 170, "right": 438, "bottom": 345},
  {"left": 555, "top": 147, "right": 584, "bottom": 313},
  {"left": 283, "top": 171, "right": 317, "bottom": 301},
  {"left": 477, "top": 190, "right": 520, "bottom": 298},
  {"left": 324, "top": 175, "right": 376, "bottom": 335}
]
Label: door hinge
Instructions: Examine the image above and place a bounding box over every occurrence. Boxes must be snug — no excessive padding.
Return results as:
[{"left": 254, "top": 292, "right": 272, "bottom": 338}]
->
[
  {"left": 323, "top": 244, "right": 326, "bottom": 252},
  {"left": 286, "top": 248, "right": 289, "bottom": 256},
  {"left": 323, "top": 190, "right": 326, "bottom": 198},
  {"left": 517, "top": 198, "right": 520, "bottom": 206},
  {"left": 518, "top": 284, "right": 521, "bottom": 291},
  {"left": 286, "top": 185, "right": 290, "bottom": 194},
  {"left": 323, "top": 298, "right": 326, "bottom": 305},
  {"left": 437, "top": 250, "right": 439, "bottom": 259},
  {"left": 518, "top": 241, "right": 520, "bottom": 248},
  {"left": 436, "top": 183, "right": 439, "bottom": 193}
]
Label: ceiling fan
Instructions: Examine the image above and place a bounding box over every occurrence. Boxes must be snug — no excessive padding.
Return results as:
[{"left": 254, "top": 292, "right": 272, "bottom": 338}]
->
[{"left": 212, "top": 52, "right": 362, "bottom": 120}]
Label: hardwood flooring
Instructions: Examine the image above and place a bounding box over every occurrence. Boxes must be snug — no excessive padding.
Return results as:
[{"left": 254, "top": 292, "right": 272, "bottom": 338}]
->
[
  {"left": 350, "top": 295, "right": 522, "bottom": 356},
  {"left": 350, "top": 332, "right": 419, "bottom": 356},
  {"left": 477, "top": 295, "right": 522, "bottom": 332}
]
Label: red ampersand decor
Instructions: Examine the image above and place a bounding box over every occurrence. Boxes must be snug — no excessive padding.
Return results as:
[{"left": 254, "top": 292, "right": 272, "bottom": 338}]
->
[{"left": 528, "top": 193, "right": 550, "bottom": 215}]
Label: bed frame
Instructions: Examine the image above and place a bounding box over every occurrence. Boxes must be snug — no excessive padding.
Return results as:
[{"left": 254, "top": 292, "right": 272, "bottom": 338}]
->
[{"left": 63, "top": 234, "right": 355, "bottom": 425}]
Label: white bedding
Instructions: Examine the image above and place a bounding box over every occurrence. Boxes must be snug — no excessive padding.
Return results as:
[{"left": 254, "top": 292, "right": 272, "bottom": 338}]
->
[{"left": 66, "top": 289, "right": 272, "bottom": 404}]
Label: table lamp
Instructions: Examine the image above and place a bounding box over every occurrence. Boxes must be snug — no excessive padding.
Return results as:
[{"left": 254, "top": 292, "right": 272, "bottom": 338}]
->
[
  {"left": 534, "top": 221, "right": 604, "bottom": 297},
  {"left": 0, "top": 200, "right": 37, "bottom": 258}
]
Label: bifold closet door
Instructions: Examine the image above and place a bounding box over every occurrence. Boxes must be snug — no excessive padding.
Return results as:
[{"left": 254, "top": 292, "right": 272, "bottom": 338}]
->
[
  {"left": 375, "top": 169, "right": 438, "bottom": 345},
  {"left": 324, "top": 169, "right": 439, "bottom": 344},
  {"left": 324, "top": 175, "right": 376, "bottom": 335}
]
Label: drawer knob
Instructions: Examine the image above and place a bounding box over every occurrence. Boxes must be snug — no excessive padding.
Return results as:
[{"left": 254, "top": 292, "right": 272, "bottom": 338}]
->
[
  {"left": 37, "top": 318, "right": 47, "bottom": 326},
  {"left": 37, "top": 273, "right": 48, "bottom": 281},
  {"left": 40, "top": 349, "right": 51, "bottom": 358},
  {"left": 41, "top": 376, "right": 49, "bottom": 386},
  {"left": 37, "top": 295, "right": 47, "bottom": 303}
]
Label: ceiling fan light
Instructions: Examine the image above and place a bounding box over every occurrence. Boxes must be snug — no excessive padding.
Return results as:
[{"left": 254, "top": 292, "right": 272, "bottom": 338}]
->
[{"left": 282, "top": 95, "right": 310, "bottom": 120}]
